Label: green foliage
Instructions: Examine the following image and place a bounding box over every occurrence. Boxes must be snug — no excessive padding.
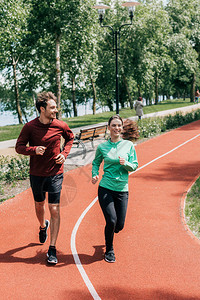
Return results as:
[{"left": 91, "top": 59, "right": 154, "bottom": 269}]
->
[
  {"left": 138, "top": 119, "right": 162, "bottom": 138},
  {"left": 0, "top": 0, "right": 30, "bottom": 66},
  {"left": 138, "top": 109, "right": 200, "bottom": 138},
  {"left": 185, "top": 176, "right": 200, "bottom": 239},
  {"left": 0, "top": 0, "right": 200, "bottom": 120},
  {"left": 164, "top": 113, "right": 185, "bottom": 129},
  {"left": 0, "top": 155, "right": 29, "bottom": 183}
]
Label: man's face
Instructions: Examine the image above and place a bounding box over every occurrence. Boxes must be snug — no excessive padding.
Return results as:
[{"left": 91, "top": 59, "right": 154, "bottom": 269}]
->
[{"left": 42, "top": 99, "right": 58, "bottom": 119}]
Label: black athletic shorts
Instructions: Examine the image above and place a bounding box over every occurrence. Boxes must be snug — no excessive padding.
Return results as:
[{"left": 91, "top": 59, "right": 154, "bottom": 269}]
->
[{"left": 30, "top": 173, "right": 63, "bottom": 204}]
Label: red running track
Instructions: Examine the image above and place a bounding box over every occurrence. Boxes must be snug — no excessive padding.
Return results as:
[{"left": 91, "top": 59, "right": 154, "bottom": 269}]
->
[{"left": 1, "top": 121, "right": 200, "bottom": 300}]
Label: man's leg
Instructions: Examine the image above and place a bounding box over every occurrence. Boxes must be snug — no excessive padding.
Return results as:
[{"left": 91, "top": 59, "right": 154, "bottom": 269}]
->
[
  {"left": 47, "top": 192, "right": 61, "bottom": 264},
  {"left": 30, "top": 175, "right": 47, "bottom": 229},
  {"left": 48, "top": 203, "right": 60, "bottom": 246},
  {"left": 35, "top": 199, "right": 46, "bottom": 228},
  {"left": 46, "top": 174, "right": 63, "bottom": 264},
  {"left": 34, "top": 198, "right": 50, "bottom": 244}
]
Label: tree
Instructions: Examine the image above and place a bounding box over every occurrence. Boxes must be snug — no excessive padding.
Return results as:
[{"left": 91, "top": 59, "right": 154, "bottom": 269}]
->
[
  {"left": 123, "top": 1, "right": 172, "bottom": 105},
  {"left": 0, "top": 0, "right": 30, "bottom": 123},
  {"left": 27, "top": 0, "right": 81, "bottom": 118},
  {"left": 61, "top": 0, "right": 100, "bottom": 116},
  {"left": 167, "top": 33, "right": 198, "bottom": 99},
  {"left": 166, "top": 0, "right": 200, "bottom": 101}
]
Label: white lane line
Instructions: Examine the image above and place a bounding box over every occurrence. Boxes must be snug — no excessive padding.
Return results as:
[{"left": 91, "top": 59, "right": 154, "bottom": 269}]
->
[
  {"left": 71, "top": 196, "right": 101, "bottom": 300},
  {"left": 70, "top": 132, "right": 200, "bottom": 300},
  {"left": 130, "top": 133, "right": 200, "bottom": 175}
]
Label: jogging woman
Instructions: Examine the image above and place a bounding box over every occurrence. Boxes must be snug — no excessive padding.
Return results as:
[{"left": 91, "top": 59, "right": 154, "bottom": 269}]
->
[{"left": 92, "top": 115, "right": 138, "bottom": 263}]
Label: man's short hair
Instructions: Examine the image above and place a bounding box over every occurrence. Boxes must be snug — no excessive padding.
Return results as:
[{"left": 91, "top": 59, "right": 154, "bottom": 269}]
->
[{"left": 36, "top": 92, "right": 57, "bottom": 113}]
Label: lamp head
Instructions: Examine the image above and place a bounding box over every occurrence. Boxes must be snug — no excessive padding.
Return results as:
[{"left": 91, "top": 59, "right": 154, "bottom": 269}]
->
[
  {"left": 122, "top": 1, "right": 140, "bottom": 22},
  {"left": 93, "top": 4, "right": 110, "bottom": 24}
]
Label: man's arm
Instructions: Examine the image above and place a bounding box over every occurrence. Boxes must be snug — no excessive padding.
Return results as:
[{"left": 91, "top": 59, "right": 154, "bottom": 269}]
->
[
  {"left": 15, "top": 124, "right": 37, "bottom": 155},
  {"left": 60, "top": 123, "right": 74, "bottom": 159}
]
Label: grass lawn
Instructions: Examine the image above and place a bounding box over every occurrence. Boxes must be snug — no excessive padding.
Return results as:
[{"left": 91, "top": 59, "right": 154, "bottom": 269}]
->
[
  {"left": 0, "top": 124, "right": 24, "bottom": 142},
  {"left": 0, "top": 98, "right": 194, "bottom": 141},
  {"left": 65, "top": 98, "right": 194, "bottom": 129}
]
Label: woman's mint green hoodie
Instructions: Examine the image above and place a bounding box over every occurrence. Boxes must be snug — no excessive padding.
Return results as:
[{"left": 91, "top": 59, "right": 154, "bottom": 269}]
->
[{"left": 92, "top": 139, "right": 138, "bottom": 192}]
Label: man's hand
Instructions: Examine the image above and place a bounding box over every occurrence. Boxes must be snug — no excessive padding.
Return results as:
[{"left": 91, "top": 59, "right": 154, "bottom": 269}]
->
[
  {"left": 55, "top": 153, "right": 65, "bottom": 164},
  {"left": 36, "top": 146, "right": 47, "bottom": 155},
  {"left": 92, "top": 175, "right": 99, "bottom": 184}
]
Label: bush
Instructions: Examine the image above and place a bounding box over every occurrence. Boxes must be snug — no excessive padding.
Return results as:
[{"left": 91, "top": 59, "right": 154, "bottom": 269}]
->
[
  {"left": 0, "top": 155, "right": 29, "bottom": 184},
  {"left": 194, "top": 110, "right": 200, "bottom": 120},
  {"left": 138, "top": 109, "right": 200, "bottom": 139},
  {"left": 185, "top": 176, "right": 200, "bottom": 239},
  {"left": 138, "top": 119, "right": 162, "bottom": 138}
]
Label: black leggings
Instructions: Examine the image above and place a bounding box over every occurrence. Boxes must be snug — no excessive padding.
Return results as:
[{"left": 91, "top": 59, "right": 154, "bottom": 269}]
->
[{"left": 98, "top": 186, "right": 128, "bottom": 253}]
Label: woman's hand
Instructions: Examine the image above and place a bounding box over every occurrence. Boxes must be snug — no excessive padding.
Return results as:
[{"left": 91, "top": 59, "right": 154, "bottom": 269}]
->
[
  {"left": 92, "top": 175, "right": 99, "bottom": 184},
  {"left": 119, "top": 156, "right": 125, "bottom": 165}
]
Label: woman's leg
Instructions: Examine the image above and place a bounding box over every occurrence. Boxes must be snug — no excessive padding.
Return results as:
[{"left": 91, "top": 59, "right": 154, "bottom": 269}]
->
[
  {"left": 98, "top": 186, "right": 117, "bottom": 252},
  {"left": 114, "top": 191, "right": 128, "bottom": 233}
]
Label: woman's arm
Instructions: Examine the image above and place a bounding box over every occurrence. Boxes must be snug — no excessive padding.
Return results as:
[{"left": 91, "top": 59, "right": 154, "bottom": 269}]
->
[
  {"left": 92, "top": 146, "right": 103, "bottom": 183},
  {"left": 121, "top": 144, "right": 138, "bottom": 172}
]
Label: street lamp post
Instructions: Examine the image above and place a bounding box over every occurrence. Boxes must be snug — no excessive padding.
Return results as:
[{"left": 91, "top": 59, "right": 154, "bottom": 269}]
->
[{"left": 93, "top": 2, "right": 140, "bottom": 114}]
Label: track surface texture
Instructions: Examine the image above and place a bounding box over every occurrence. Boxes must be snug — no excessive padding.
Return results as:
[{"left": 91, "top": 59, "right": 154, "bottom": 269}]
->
[{"left": 1, "top": 120, "right": 200, "bottom": 300}]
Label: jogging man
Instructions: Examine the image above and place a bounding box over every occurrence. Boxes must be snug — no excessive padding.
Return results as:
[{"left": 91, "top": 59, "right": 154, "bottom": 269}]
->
[{"left": 15, "top": 91, "right": 74, "bottom": 264}]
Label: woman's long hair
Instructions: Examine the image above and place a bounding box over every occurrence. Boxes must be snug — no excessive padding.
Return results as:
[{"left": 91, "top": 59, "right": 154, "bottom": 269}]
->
[{"left": 122, "top": 119, "right": 139, "bottom": 142}]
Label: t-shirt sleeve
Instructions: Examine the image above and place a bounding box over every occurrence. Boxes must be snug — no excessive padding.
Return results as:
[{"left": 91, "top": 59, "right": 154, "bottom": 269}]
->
[
  {"left": 61, "top": 123, "right": 74, "bottom": 159},
  {"left": 15, "top": 124, "right": 37, "bottom": 155},
  {"left": 123, "top": 144, "right": 138, "bottom": 172},
  {"left": 92, "top": 145, "right": 103, "bottom": 177}
]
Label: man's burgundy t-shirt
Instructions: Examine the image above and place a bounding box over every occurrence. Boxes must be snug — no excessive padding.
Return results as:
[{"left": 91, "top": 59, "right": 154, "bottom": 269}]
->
[{"left": 15, "top": 118, "right": 74, "bottom": 177}]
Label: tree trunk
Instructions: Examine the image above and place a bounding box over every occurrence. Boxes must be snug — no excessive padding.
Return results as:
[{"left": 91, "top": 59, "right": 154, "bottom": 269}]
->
[
  {"left": 21, "top": 107, "right": 28, "bottom": 123},
  {"left": 155, "top": 73, "right": 158, "bottom": 105},
  {"left": 12, "top": 57, "right": 23, "bottom": 124},
  {"left": 90, "top": 72, "right": 96, "bottom": 115},
  {"left": 33, "top": 93, "right": 39, "bottom": 117},
  {"left": 72, "top": 77, "right": 77, "bottom": 117},
  {"left": 84, "top": 96, "right": 87, "bottom": 115},
  {"left": 106, "top": 91, "right": 113, "bottom": 111},
  {"left": 123, "top": 73, "right": 133, "bottom": 109},
  {"left": 56, "top": 33, "right": 62, "bottom": 119},
  {"left": 137, "top": 84, "right": 141, "bottom": 97},
  {"left": 120, "top": 98, "right": 125, "bottom": 108},
  {"left": 190, "top": 73, "right": 195, "bottom": 102}
]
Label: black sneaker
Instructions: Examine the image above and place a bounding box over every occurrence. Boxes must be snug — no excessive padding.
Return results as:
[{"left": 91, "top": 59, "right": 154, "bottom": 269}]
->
[
  {"left": 104, "top": 250, "right": 116, "bottom": 263},
  {"left": 47, "top": 246, "right": 58, "bottom": 264},
  {"left": 39, "top": 220, "right": 50, "bottom": 244}
]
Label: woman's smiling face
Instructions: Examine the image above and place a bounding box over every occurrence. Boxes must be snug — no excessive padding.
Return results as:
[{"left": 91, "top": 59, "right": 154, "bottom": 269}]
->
[{"left": 108, "top": 118, "right": 123, "bottom": 140}]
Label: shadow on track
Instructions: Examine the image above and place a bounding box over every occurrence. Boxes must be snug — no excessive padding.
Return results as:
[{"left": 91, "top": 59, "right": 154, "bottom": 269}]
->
[
  {"left": 0, "top": 243, "right": 104, "bottom": 267},
  {"left": 135, "top": 162, "right": 200, "bottom": 183}
]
